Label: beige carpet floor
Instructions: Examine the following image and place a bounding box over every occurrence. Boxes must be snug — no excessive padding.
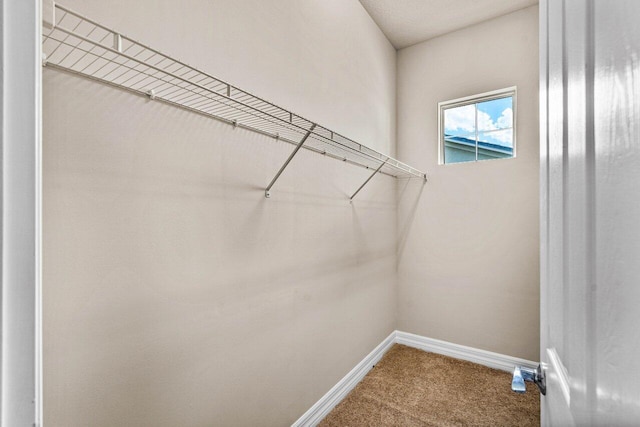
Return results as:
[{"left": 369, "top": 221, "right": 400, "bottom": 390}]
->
[{"left": 319, "top": 344, "right": 540, "bottom": 427}]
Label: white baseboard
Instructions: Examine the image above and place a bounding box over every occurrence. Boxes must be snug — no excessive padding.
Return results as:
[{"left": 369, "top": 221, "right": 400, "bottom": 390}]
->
[
  {"left": 395, "top": 330, "right": 538, "bottom": 372},
  {"left": 291, "top": 330, "right": 538, "bottom": 426},
  {"left": 291, "top": 331, "right": 396, "bottom": 427}
]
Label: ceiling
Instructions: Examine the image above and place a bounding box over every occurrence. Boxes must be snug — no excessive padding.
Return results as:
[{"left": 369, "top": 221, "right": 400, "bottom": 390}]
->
[{"left": 358, "top": 0, "right": 538, "bottom": 49}]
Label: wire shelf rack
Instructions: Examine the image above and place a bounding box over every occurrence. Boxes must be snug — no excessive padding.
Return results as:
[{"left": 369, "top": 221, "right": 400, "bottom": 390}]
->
[{"left": 42, "top": 3, "right": 427, "bottom": 199}]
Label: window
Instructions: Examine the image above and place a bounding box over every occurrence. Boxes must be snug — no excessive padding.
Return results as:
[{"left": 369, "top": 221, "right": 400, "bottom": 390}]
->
[{"left": 438, "top": 87, "right": 516, "bottom": 164}]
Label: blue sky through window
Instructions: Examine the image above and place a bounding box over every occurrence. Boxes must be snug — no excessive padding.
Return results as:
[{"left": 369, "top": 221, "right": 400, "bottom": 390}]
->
[
  {"left": 477, "top": 97, "right": 512, "bottom": 130},
  {"left": 443, "top": 96, "right": 513, "bottom": 148}
]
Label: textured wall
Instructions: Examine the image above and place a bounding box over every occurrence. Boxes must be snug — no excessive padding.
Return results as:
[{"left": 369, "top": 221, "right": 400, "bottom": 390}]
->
[
  {"left": 396, "top": 6, "right": 540, "bottom": 361},
  {"left": 43, "top": 1, "right": 397, "bottom": 425}
]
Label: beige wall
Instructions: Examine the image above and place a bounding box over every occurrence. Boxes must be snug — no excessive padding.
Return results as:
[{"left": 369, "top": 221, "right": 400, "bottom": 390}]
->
[
  {"left": 396, "top": 6, "right": 540, "bottom": 361},
  {"left": 44, "top": 1, "right": 541, "bottom": 425},
  {"left": 43, "top": 1, "right": 397, "bottom": 426}
]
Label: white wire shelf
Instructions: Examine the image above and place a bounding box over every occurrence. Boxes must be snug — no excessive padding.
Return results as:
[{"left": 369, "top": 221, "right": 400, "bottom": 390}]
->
[{"left": 42, "top": 3, "right": 427, "bottom": 199}]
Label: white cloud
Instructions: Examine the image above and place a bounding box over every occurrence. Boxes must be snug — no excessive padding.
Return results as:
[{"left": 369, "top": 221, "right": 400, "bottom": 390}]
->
[
  {"left": 477, "top": 110, "right": 496, "bottom": 131},
  {"left": 444, "top": 104, "right": 474, "bottom": 133},
  {"left": 445, "top": 106, "right": 513, "bottom": 147},
  {"left": 481, "top": 129, "right": 513, "bottom": 147},
  {"left": 496, "top": 107, "right": 513, "bottom": 129}
]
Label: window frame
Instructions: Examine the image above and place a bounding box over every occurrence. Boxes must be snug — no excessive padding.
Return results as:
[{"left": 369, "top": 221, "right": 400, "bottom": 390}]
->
[{"left": 438, "top": 86, "right": 517, "bottom": 165}]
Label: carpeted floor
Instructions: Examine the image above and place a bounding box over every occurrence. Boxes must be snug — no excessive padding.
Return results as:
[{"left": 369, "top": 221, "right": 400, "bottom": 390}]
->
[{"left": 319, "top": 344, "right": 539, "bottom": 427}]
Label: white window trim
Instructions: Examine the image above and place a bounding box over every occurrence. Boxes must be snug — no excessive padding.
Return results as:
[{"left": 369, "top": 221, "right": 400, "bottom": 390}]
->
[{"left": 437, "top": 86, "right": 517, "bottom": 165}]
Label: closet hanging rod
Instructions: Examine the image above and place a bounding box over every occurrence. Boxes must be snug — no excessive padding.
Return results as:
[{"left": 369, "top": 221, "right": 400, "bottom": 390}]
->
[{"left": 42, "top": 3, "right": 427, "bottom": 198}]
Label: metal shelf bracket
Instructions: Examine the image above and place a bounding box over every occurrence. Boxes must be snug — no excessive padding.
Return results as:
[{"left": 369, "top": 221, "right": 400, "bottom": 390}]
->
[
  {"left": 350, "top": 160, "right": 387, "bottom": 202},
  {"left": 265, "top": 124, "right": 316, "bottom": 198}
]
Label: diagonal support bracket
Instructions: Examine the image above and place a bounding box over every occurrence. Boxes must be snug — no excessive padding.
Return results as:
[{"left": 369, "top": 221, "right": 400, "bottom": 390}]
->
[
  {"left": 265, "top": 124, "right": 316, "bottom": 198},
  {"left": 350, "top": 160, "right": 387, "bottom": 202}
]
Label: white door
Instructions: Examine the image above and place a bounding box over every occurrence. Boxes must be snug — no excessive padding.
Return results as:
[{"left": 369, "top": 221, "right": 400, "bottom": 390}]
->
[{"left": 540, "top": 0, "right": 640, "bottom": 425}]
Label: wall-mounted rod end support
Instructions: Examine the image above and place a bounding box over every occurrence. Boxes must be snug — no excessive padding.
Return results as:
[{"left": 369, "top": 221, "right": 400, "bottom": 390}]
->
[
  {"left": 43, "top": 0, "right": 56, "bottom": 30},
  {"left": 113, "top": 33, "right": 122, "bottom": 53},
  {"left": 146, "top": 89, "right": 156, "bottom": 100},
  {"left": 42, "top": 53, "right": 48, "bottom": 67},
  {"left": 265, "top": 190, "right": 271, "bottom": 198}
]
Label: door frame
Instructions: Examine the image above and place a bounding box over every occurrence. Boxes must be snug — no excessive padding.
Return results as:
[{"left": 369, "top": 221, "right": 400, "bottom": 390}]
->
[{"left": 1, "top": 0, "right": 43, "bottom": 425}]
